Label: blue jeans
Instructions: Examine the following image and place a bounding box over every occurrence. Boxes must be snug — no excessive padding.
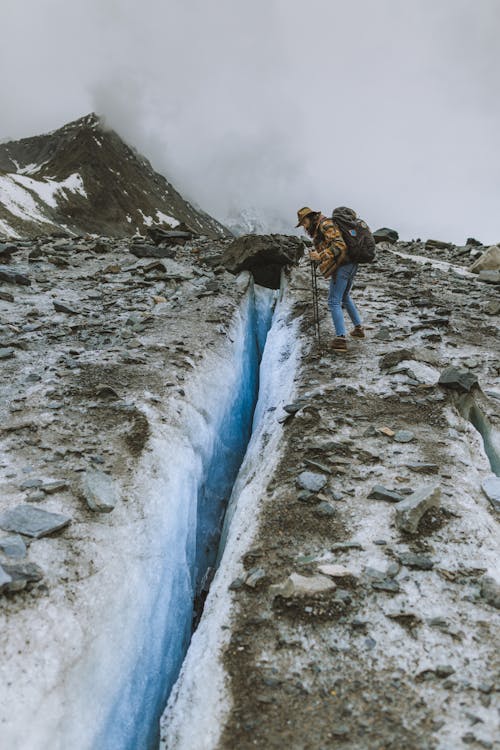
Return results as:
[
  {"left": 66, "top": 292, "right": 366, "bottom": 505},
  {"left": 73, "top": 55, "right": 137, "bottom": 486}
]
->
[{"left": 328, "top": 262, "right": 362, "bottom": 336}]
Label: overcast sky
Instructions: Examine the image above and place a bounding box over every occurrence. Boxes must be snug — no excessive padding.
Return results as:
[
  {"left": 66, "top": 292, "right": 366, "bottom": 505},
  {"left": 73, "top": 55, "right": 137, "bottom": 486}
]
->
[{"left": 1, "top": 0, "right": 500, "bottom": 242}]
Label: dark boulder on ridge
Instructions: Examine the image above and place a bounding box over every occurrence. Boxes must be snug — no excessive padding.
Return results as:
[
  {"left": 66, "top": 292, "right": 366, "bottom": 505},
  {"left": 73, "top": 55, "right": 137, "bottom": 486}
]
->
[
  {"left": 373, "top": 227, "right": 399, "bottom": 244},
  {"left": 221, "top": 234, "right": 304, "bottom": 289}
]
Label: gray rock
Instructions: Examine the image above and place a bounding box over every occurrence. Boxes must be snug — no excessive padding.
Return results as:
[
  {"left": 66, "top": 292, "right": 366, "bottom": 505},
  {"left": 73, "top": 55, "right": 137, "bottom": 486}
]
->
[
  {"left": 0, "top": 347, "right": 15, "bottom": 360},
  {"left": 314, "top": 501, "right": 336, "bottom": 517},
  {"left": 371, "top": 579, "right": 400, "bottom": 593},
  {"left": 0, "top": 565, "right": 12, "bottom": 592},
  {"left": 43, "top": 480, "right": 69, "bottom": 495},
  {"left": 53, "top": 301, "right": 78, "bottom": 314},
  {"left": 2, "top": 561, "right": 43, "bottom": 592},
  {"left": 220, "top": 234, "right": 304, "bottom": 289},
  {"left": 425, "top": 239, "right": 454, "bottom": 251},
  {"left": 406, "top": 461, "right": 439, "bottom": 474},
  {"left": 368, "top": 485, "right": 405, "bottom": 503},
  {"left": 438, "top": 366, "right": 478, "bottom": 393},
  {"left": 20, "top": 478, "right": 43, "bottom": 491},
  {"left": 394, "top": 429, "right": 415, "bottom": 443},
  {"left": 373, "top": 227, "right": 399, "bottom": 244},
  {"left": 0, "top": 290, "right": 15, "bottom": 302},
  {"left": 479, "top": 576, "right": 500, "bottom": 609},
  {"left": 482, "top": 476, "right": 500, "bottom": 511},
  {"left": 296, "top": 471, "right": 327, "bottom": 493},
  {"left": 0, "top": 265, "right": 31, "bottom": 286},
  {"left": 130, "top": 243, "right": 177, "bottom": 259},
  {"left": 0, "top": 505, "right": 71, "bottom": 538},
  {"left": 435, "top": 664, "right": 455, "bottom": 678},
  {"left": 395, "top": 484, "right": 441, "bottom": 534},
  {"left": 379, "top": 348, "right": 414, "bottom": 370},
  {"left": 82, "top": 468, "right": 118, "bottom": 513},
  {"left": 398, "top": 551, "right": 434, "bottom": 570},
  {"left": 0, "top": 534, "right": 27, "bottom": 558}
]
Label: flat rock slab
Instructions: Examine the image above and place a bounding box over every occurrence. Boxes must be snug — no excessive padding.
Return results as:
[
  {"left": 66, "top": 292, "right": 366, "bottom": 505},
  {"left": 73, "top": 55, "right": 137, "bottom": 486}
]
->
[
  {"left": 0, "top": 505, "right": 71, "bottom": 538},
  {"left": 481, "top": 476, "right": 500, "bottom": 512},
  {"left": 395, "top": 484, "right": 441, "bottom": 534},
  {"left": 368, "top": 485, "right": 405, "bottom": 503},
  {"left": 438, "top": 366, "right": 478, "bottom": 393},
  {"left": 480, "top": 577, "right": 500, "bottom": 609},
  {"left": 393, "top": 430, "right": 415, "bottom": 443},
  {"left": 130, "top": 244, "right": 176, "bottom": 259},
  {"left": 0, "top": 534, "right": 27, "bottom": 559},
  {"left": 82, "top": 468, "right": 118, "bottom": 513}
]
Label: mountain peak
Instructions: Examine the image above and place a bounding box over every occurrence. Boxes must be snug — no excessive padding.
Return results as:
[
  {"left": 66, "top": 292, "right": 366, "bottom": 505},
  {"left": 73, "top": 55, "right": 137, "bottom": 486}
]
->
[{"left": 0, "top": 115, "right": 229, "bottom": 239}]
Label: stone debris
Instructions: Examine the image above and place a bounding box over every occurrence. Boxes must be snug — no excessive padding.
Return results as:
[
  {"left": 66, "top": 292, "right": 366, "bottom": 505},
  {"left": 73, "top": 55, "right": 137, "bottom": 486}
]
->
[
  {"left": 395, "top": 484, "right": 441, "bottom": 534},
  {"left": 269, "top": 572, "right": 336, "bottom": 598},
  {"left": 0, "top": 505, "right": 71, "bottom": 538},
  {"left": 81, "top": 468, "right": 119, "bottom": 513},
  {"left": 368, "top": 485, "right": 405, "bottom": 503},
  {"left": 317, "top": 563, "right": 353, "bottom": 579},
  {"left": 438, "top": 366, "right": 478, "bottom": 393},
  {"left": 398, "top": 551, "right": 434, "bottom": 570}
]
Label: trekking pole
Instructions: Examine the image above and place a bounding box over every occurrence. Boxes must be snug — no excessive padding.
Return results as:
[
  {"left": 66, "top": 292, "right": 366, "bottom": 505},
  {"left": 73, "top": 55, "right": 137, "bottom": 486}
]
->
[{"left": 309, "top": 256, "right": 322, "bottom": 352}]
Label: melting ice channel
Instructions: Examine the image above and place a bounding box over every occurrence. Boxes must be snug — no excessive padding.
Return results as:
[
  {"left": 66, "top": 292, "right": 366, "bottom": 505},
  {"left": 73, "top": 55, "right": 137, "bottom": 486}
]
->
[{"left": 92, "top": 281, "right": 287, "bottom": 750}]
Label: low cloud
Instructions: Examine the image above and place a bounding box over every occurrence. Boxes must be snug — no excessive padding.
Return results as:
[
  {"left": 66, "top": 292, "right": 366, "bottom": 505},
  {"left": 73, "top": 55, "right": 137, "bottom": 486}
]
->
[{"left": 1, "top": 0, "right": 500, "bottom": 242}]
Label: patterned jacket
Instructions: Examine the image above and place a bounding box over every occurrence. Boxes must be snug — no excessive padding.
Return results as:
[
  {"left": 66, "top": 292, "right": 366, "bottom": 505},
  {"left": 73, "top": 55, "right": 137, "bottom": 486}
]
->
[{"left": 311, "top": 215, "right": 348, "bottom": 278}]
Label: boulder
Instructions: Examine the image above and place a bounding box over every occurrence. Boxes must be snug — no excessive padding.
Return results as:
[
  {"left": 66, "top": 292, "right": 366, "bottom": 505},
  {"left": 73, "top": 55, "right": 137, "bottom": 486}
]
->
[
  {"left": 425, "top": 239, "right": 454, "bottom": 251},
  {"left": 395, "top": 484, "right": 441, "bottom": 534},
  {"left": 220, "top": 234, "right": 304, "bottom": 289},
  {"left": 469, "top": 245, "right": 500, "bottom": 273},
  {"left": 82, "top": 468, "right": 118, "bottom": 513},
  {"left": 373, "top": 227, "right": 399, "bottom": 244},
  {"left": 438, "top": 366, "right": 478, "bottom": 393}
]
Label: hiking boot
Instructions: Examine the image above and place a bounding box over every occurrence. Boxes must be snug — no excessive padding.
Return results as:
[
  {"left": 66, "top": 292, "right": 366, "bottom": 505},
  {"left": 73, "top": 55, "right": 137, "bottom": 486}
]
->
[
  {"left": 331, "top": 336, "right": 348, "bottom": 351},
  {"left": 350, "top": 325, "right": 365, "bottom": 338}
]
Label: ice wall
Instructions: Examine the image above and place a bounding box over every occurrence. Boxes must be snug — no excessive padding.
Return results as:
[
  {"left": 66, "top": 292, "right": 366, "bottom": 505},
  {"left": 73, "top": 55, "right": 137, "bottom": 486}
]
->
[
  {"left": 161, "top": 277, "right": 300, "bottom": 749},
  {"left": 91, "top": 281, "right": 277, "bottom": 750}
]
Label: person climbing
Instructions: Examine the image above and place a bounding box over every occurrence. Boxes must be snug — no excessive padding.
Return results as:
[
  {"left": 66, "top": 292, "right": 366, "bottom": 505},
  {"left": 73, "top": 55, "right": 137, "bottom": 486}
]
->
[{"left": 295, "top": 206, "right": 365, "bottom": 351}]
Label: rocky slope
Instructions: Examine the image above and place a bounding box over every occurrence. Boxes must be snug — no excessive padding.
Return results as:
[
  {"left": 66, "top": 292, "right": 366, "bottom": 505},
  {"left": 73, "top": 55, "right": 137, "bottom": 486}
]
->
[
  {"left": 0, "top": 114, "right": 229, "bottom": 239},
  {"left": 0, "top": 232, "right": 498, "bottom": 750}
]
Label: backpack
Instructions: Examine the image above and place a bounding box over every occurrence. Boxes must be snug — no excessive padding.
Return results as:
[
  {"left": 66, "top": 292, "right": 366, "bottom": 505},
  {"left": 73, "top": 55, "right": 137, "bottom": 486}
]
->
[{"left": 331, "top": 207, "right": 376, "bottom": 264}]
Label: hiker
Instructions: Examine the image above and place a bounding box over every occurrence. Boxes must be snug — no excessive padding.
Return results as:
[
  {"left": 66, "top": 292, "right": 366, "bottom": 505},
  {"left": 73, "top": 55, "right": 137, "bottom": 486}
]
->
[{"left": 296, "top": 206, "right": 365, "bottom": 351}]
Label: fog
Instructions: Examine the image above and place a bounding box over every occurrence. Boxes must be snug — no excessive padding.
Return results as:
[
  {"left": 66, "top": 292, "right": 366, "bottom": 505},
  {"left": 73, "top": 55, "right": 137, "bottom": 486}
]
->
[{"left": 1, "top": 0, "right": 500, "bottom": 242}]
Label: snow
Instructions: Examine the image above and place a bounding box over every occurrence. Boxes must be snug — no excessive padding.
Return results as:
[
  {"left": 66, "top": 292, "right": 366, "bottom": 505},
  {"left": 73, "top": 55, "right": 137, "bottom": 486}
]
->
[
  {"left": 160, "top": 276, "right": 301, "bottom": 749},
  {"left": 156, "top": 211, "right": 179, "bottom": 227},
  {"left": 0, "top": 173, "right": 87, "bottom": 228},
  {"left": 0, "top": 217, "right": 18, "bottom": 237},
  {"left": 387, "top": 246, "right": 476, "bottom": 279}
]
